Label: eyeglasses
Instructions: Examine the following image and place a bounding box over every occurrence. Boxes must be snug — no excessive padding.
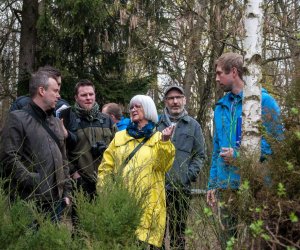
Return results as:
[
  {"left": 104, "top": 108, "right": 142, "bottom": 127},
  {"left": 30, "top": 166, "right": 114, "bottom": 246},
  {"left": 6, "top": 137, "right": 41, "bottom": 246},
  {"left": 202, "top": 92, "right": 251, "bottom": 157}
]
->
[
  {"left": 129, "top": 104, "right": 143, "bottom": 112},
  {"left": 165, "top": 95, "right": 185, "bottom": 101}
]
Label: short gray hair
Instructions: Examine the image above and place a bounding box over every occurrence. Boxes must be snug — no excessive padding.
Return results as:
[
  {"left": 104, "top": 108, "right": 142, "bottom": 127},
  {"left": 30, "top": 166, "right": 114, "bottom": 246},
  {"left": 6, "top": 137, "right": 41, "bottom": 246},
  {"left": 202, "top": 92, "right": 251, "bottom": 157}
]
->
[
  {"left": 29, "top": 71, "right": 53, "bottom": 97},
  {"left": 130, "top": 95, "right": 158, "bottom": 123}
]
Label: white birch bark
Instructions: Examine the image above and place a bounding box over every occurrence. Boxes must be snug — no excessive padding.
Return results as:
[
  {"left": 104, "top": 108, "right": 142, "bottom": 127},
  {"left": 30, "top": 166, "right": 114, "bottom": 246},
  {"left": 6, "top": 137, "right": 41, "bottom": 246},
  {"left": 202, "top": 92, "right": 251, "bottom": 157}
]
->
[{"left": 241, "top": 0, "right": 263, "bottom": 157}]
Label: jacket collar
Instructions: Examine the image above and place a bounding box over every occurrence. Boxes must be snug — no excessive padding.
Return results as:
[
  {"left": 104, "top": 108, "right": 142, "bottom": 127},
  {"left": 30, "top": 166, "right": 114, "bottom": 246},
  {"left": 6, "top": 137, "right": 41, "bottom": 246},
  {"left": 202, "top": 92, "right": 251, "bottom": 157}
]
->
[
  {"left": 216, "top": 88, "right": 269, "bottom": 109},
  {"left": 114, "top": 130, "right": 157, "bottom": 147},
  {"left": 160, "top": 112, "right": 190, "bottom": 125},
  {"left": 216, "top": 91, "right": 243, "bottom": 109},
  {"left": 28, "top": 101, "right": 52, "bottom": 121}
]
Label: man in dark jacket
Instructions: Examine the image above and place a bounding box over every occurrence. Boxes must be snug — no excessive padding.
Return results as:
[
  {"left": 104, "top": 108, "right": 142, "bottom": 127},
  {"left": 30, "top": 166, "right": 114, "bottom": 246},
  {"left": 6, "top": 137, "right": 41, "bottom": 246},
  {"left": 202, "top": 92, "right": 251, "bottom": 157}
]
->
[
  {"left": 69, "top": 79, "right": 116, "bottom": 198},
  {"left": 0, "top": 70, "right": 72, "bottom": 221},
  {"left": 157, "top": 85, "right": 206, "bottom": 250},
  {"left": 9, "top": 66, "right": 77, "bottom": 150}
]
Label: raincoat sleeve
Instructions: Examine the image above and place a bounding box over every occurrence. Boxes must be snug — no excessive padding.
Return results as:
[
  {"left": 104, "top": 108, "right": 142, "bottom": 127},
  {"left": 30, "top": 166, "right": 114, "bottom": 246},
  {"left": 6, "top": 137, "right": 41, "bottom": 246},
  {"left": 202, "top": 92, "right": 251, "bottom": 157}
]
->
[
  {"left": 152, "top": 133, "right": 175, "bottom": 173},
  {"left": 261, "top": 93, "right": 284, "bottom": 158},
  {"left": 97, "top": 137, "right": 117, "bottom": 188}
]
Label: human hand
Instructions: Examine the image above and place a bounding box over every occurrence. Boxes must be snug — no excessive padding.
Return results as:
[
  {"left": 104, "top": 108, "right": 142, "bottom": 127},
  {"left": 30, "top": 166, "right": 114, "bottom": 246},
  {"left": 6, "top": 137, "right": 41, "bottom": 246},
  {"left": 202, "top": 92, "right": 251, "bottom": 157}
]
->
[
  {"left": 59, "top": 118, "right": 68, "bottom": 139},
  {"left": 161, "top": 125, "right": 175, "bottom": 141},
  {"left": 64, "top": 197, "right": 71, "bottom": 206},
  {"left": 72, "top": 171, "right": 81, "bottom": 180},
  {"left": 207, "top": 189, "right": 217, "bottom": 208},
  {"left": 219, "top": 147, "right": 234, "bottom": 165}
]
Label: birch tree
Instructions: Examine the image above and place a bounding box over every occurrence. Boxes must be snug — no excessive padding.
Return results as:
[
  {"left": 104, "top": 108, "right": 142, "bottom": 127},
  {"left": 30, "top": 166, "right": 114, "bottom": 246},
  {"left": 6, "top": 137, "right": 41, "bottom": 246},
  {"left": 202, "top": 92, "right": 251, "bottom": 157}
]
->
[{"left": 241, "top": 0, "right": 263, "bottom": 157}]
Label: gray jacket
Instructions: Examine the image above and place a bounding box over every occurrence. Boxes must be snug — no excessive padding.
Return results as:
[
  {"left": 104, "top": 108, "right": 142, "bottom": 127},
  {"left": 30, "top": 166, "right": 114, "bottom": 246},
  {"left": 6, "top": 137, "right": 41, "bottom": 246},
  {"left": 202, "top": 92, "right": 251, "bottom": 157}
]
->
[{"left": 157, "top": 114, "right": 206, "bottom": 190}]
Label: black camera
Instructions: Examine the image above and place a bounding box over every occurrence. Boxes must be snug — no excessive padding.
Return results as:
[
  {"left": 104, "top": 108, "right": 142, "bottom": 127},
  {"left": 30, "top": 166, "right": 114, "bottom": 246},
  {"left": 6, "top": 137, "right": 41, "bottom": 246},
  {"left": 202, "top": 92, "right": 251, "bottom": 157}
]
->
[{"left": 91, "top": 141, "right": 107, "bottom": 158}]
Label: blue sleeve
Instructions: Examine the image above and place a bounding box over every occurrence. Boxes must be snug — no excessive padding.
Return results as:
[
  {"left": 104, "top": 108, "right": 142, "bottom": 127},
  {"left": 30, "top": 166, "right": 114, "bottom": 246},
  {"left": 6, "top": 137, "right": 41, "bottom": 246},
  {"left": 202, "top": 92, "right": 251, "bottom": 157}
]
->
[{"left": 261, "top": 93, "right": 284, "bottom": 157}]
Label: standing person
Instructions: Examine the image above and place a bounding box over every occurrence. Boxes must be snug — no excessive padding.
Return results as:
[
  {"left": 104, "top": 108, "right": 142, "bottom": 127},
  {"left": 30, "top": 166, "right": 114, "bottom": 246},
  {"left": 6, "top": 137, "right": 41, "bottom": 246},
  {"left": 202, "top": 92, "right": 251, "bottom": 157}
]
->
[
  {"left": 98, "top": 95, "right": 175, "bottom": 248},
  {"left": 69, "top": 79, "right": 116, "bottom": 198},
  {"left": 0, "top": 70, "right": 71, "bottom": 221},
  {"left": 8, "top": 65, "right": 77, "bottom": 149},
  {"left": 9, "top": 66, "right": 62, "bottom": 112},
  {"left": 102, "top": 102, "right": 130, "bottom": 131},
  {"left": 157, "top": 85, "right": 206, "bottom": 250},
  {"left": 206, "top": 52, "right": 283, "bottom": 247}
]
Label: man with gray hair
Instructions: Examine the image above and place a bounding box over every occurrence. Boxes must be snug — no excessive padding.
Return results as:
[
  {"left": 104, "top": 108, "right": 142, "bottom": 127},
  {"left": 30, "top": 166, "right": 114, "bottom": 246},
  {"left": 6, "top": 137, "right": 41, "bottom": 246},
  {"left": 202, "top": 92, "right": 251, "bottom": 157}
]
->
[
  {"left": 157, "top": 85, "right": 206, "bottom": 250},
  {"left": 0, "top": 70, "right": 72, "bottom": 221}
]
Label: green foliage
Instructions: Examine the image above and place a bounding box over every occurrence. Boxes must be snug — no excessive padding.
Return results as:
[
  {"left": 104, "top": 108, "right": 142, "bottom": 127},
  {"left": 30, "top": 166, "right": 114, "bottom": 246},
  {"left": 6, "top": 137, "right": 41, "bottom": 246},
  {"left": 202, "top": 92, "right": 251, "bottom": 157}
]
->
[
  {"left": 75, "top": 178, "right": 143, "bottom": 248},
  {"left": 226, "top": 236, "right": 236, "bottom": 250},
  {"left": 277, "top": 182, "right": 286, "bottom": 197},
  {"left": 289, "top": 212, "right": 299, "bottom": 223},
  {"left": 36, "top": 0, "right": 150, "bottom": 106},
  {"left": 0, "top": 188, "right": 33, "bottom": 249},
  {"left": 249, "top": 220, "right": 264, "bottom": 237},
  {"left": 18, "top": 220, "right": 77, "bottom": 250},
  {"left": 0, "top": 177, "right": 143, "bottom": 249}
]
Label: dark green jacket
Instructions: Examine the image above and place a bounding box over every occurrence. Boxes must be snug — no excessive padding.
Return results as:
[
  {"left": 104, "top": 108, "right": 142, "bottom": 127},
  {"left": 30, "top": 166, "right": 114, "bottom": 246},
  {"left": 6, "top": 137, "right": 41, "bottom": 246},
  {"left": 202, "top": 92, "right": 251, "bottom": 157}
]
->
[{"left": 69, "top": 111, "right": 116, "bottom": 182}]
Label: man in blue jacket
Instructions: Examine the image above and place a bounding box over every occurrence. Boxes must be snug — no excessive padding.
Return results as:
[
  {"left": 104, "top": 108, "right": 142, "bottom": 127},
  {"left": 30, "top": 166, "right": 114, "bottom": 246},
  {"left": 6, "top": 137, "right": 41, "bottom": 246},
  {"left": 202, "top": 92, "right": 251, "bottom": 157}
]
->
[
  {"left": 207, "top": 52, "right": 283, "bottom": 245},
  {"left": 102, "top": 102, "right": 130, "bottom": 131}
]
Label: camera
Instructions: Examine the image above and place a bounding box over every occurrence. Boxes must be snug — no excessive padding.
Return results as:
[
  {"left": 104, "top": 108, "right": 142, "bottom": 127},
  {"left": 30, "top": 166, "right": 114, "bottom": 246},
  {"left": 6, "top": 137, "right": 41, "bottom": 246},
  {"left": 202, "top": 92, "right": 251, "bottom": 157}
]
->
[{"left": 91, "top": 141, "right": 107, "bottom": 158}]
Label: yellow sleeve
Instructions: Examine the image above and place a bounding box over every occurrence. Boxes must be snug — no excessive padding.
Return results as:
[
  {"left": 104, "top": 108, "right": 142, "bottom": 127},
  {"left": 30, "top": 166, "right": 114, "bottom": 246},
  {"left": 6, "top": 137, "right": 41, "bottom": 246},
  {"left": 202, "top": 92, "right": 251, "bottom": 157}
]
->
[
  {"left": 97, "top": 137, "right": 116, "bottom": 189},
  {"left": 153, "top": 133, "right": 175, "bottom": 172}
]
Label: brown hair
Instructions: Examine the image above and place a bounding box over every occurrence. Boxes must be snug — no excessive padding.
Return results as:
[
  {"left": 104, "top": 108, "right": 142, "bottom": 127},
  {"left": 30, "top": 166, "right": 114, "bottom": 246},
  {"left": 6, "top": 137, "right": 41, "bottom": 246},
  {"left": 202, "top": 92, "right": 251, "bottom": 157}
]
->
[
  {"left": 102, "top": 103, "right": 122, "bottom": 120},
  {"left": 215, "top": 52, "right": 244, "bottom": 79},
  {"left": 74, "top": 79, "right": 95, "bottom": 95}
]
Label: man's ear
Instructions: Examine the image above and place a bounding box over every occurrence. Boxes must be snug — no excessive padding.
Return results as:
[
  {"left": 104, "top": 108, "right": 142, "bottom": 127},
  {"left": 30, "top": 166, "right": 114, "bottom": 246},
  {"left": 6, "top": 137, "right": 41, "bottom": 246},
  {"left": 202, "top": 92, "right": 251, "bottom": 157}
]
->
[
  {"left": 38, "top": 86, "right": 45, "bottom": 97},
  {"left": 232, "top": 67, "right": 238, "bottom": 78},
  {"left": 183, "top": 96, "right": 187, "bottom": 106}
]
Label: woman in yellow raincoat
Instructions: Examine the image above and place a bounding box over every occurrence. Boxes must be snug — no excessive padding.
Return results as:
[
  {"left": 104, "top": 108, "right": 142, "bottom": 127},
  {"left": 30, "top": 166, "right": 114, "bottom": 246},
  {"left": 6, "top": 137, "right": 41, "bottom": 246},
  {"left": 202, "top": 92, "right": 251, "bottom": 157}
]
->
[{"left": 98, "top": 95, "right": 175, "bottom": 248}]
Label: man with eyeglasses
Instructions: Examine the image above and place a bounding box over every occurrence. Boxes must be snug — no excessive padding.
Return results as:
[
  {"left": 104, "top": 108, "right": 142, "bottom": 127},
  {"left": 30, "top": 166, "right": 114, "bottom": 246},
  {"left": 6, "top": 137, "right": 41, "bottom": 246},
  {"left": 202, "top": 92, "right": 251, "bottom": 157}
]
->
[{"left": 157, "top": 85, "right": 206, "bottom": 250}]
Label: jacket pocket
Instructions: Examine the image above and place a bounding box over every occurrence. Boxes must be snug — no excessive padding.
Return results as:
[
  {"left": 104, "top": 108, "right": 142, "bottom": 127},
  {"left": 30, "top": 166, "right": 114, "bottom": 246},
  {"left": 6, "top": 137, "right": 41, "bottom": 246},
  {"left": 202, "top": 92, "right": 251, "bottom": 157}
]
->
[{"left": 176, "top": 133, "right": 194, "bottom": 153}]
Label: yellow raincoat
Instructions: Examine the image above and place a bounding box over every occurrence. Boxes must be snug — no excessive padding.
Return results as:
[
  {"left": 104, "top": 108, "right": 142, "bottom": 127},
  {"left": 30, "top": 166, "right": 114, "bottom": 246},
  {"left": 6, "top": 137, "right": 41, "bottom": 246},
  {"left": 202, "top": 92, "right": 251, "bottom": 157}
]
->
[{"left": 98, "top": 130, "right": 175, "bottom": 247}]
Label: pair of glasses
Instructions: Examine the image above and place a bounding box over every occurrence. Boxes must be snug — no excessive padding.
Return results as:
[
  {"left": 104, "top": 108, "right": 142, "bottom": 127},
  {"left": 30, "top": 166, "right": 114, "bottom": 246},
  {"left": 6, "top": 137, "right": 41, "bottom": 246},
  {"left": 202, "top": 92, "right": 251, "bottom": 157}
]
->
[
  {"left": 129, "top": 104, "right": 143, "bottom": 112},
  {"left": 165, "top": 95, "right": 184, "bottom": 101}
]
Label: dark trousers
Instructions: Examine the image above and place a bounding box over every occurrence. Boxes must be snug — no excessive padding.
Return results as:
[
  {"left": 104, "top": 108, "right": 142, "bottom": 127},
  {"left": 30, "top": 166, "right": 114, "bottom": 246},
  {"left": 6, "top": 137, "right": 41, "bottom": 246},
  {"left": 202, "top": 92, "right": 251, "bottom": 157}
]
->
[
  {"left": 28, "top": 199, "right": 66, "bottom": 231},
  {"left": 164, "top": 189, "right": 191, "bottom": 250},
  {"left": 37, "top": 199, "right": 66, "bottom": 222}
]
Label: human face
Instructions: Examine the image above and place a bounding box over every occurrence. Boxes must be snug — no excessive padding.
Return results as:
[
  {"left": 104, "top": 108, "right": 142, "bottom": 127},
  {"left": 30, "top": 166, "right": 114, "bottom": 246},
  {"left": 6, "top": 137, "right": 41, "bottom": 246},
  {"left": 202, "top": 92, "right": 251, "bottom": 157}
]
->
[
  {"left": 42, "top": 77, "right": 60, "bottom": 111},
  {"left": 75, "top": 86, "right": 96, "bottom": 111},
  {"left": 215, "top": 65, "right": 235, "bottom": 92},
  {"left": 129, "top": 103, "right": 147, "bottom": 128},
  {"left": 164, "top": 89, "right": 186, "bottom": 116}
]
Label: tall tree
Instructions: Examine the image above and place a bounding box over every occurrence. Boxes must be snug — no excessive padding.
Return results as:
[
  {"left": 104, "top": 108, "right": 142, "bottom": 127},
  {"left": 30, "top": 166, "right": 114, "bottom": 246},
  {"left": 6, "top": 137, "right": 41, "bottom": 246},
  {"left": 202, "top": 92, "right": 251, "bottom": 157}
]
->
[
  {"left": 18, "top": 0, "right": 38, "bottom": 95},
  {"left": 241, "top": 0, "right": 263, "bottom": 157}
]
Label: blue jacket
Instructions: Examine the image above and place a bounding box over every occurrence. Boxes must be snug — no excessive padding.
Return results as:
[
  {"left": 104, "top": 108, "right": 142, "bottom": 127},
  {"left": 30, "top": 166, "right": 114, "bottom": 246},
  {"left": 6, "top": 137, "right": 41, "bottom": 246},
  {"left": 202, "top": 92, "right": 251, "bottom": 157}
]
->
[
  {"left": 117, "top": 117, "right": 130, "bottom": 131},
  {"left": 208, "top": 89, "right": 283, "bottom": 190}
]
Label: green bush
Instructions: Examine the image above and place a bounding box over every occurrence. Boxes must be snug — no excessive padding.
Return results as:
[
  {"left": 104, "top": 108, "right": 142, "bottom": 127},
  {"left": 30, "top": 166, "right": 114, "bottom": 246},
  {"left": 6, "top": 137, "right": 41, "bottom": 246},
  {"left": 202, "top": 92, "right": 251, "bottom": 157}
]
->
[{"left": 75, "top": 178, "right": 144, "bottom": 249}]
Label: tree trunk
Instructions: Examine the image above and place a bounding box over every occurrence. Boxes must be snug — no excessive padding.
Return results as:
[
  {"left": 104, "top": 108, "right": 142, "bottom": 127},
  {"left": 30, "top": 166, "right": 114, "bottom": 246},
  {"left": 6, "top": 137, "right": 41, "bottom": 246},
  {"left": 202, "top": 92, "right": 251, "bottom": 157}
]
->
[
  {"left": 241, "top": 0, "right": 263, "bottom": 157},
  {"left": 18, "top": 0, "right": 38, "bottom": 96}
]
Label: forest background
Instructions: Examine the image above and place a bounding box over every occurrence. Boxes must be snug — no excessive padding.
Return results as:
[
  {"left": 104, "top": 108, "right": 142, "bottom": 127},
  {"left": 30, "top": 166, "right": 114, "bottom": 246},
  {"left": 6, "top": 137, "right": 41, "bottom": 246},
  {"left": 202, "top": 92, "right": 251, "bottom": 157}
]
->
[{"left": 0, "top": 0, "right": 299, "bottom": 249}]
